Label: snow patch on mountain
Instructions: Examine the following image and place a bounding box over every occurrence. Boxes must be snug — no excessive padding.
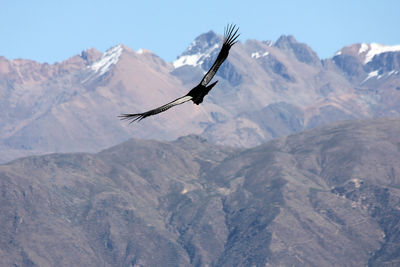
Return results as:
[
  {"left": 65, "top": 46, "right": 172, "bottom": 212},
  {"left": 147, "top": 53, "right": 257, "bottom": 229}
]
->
[
  {"left": 335, "top": 50, "right": 342, "bottom": 56},
  {"left": 359, "top": 43, "right": 369, "bottom": 54},
  {"left": 251, "top": 51, "right": 269, "bottom": 59},
  {"left": 263, "top": 40, "right": 274, "bottom": 46},
  {"left": 361, "top": 43, "right": 400, "bottom": 64},
  {"left": 362, "top": 69, "right": 399, "bottom": 84},
  {"left": 362, "top": 70, "right": 380, "bottom": 83},
  {"left": 173, "top": 43, "right": 219, "bottom": 68},
  {"left": 90, "top": 45, "right": 123, "bottom": 76},
  {"left": 173, "top": 53, "right": 204, "bottom": 68}
]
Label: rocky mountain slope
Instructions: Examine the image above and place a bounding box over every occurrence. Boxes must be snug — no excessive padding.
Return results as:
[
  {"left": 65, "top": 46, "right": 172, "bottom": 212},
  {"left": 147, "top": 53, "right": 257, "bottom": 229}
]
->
[
  {"left": 0, "top": 45, "right": 211, "bottom": 163},
  {"left": 1, "top": 118, "right": 399, "bottom": 266},
  {"left": 173, "top": 33, "right": 400, "bottom": 145},
  {"left": 1, "top": 30, "right": 400, "bottom": 162}
]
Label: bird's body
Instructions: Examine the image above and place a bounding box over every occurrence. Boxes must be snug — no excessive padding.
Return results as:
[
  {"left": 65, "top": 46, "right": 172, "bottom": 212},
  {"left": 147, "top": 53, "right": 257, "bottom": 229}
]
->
[
  {"left": 120, "top": 24, "right": 240, "bottom": 123},
  {"left": 187, "top": 80, "right": 218, "bottom": 105}
]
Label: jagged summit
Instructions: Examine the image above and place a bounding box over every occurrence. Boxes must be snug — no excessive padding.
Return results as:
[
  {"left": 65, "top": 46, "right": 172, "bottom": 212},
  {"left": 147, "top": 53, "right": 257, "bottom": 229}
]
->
[
  {"left": 173, "top": 31, "right": 221, "bottom": 68},
  {"left": 274, "top": 35, "right": 298, "bottom": 49},
  {"left": 182, "top": 31, "right": 221, "bottom": 55},
  {"left": 89, "top": 44, "right": 124, "bottom": 76},
  {"left": 80, "top": 48, "right": 102, "bottom": 65},
  {"left": 274, "top": 34, "right": 321, "bottom": 65}
]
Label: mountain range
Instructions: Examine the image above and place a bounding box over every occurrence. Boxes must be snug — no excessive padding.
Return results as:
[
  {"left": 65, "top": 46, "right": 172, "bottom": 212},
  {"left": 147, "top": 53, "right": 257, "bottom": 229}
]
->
[
  {"left": 1, "top": 118, "right": 399, "bottom": 266},
  {"left": 1, "top": 30, "right": 400, "bottom": 163}
]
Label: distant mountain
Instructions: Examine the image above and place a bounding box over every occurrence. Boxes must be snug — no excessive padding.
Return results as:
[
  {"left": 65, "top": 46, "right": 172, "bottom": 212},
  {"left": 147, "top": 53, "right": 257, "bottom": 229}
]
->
[
  {"left": 173, "top": 32, "right": 400, "bottom": 145},
  {"left": 1, "top": 118, "right": 399, "bottom": 266},
  {"left": 1, "top": 31, "right": 400, "bottom": 162},
  {"left": 0, "top": 45, "right": 209, "bottom": 162}
]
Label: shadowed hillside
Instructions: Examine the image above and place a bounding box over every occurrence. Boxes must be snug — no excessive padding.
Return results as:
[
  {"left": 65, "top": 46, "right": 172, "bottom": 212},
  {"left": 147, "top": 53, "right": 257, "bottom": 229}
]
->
[{"left": 1, "top": 119, "right": 400, "bottom": 266}]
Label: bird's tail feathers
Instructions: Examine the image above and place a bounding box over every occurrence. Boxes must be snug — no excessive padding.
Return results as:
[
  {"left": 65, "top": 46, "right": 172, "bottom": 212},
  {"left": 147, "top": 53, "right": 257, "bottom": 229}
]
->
[
  {"left": 207, "top": 80, "right": 218, "bottom": 90},
  {"left": 204, "top": 80, "right": 218, "bottom": 95}
]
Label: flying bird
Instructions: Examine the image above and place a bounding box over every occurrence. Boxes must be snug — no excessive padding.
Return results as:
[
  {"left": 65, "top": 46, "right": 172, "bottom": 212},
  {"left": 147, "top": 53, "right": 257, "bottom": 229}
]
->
[{"left": 119, "top": 24, "right": 240, "bottom": 123}]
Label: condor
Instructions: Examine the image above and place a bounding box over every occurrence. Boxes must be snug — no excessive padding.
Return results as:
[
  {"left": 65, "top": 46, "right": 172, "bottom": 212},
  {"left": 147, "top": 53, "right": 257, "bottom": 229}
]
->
[{"left": 120, "top": 24, "right": 240, "bottom": 123}]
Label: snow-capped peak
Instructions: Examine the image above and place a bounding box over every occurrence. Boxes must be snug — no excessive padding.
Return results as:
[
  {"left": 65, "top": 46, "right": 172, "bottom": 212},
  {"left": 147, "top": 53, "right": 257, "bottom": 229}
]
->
[
  {"left": 173, "top": 31, "right": 221, "bottom": 69},
  {"left": 90, "top": 44, "right": 123, "bottom": 76},
  {"left": 173, "top": 43, "right": 219, "bottom": 68},
  {"left": 360, "top": 43, "right": 400, "bottom": 64}
]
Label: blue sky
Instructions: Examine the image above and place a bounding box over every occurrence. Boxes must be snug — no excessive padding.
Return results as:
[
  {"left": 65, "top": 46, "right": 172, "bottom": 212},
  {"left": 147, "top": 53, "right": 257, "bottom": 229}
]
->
[{"left": 1, "top": 0, "right": 400, "bottom": 63}]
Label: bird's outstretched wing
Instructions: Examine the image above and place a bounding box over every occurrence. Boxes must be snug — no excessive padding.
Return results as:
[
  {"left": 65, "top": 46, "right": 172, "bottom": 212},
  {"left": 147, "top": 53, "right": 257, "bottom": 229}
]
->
[
  {"left": 119, "top": 95, "right": 192, "bottom": 123},
  {"left": 200, "top": 24, "right": 240, "bottom": 86}
]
